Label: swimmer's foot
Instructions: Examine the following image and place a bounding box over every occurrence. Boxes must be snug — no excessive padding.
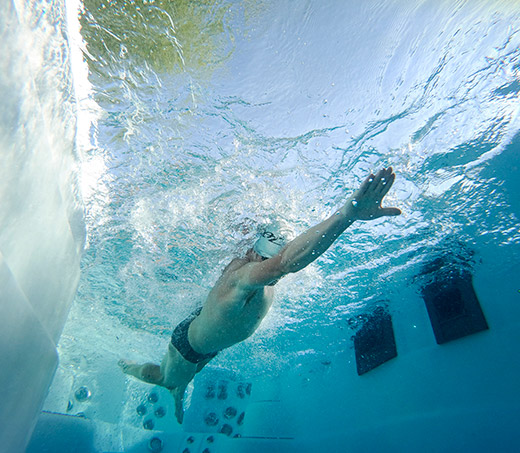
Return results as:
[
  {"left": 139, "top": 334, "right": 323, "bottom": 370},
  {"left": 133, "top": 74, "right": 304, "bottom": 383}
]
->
[
  {"left": 119, "top": 360, "right": 164, "bottom": 387},
  {"left": 118, "top": 359, "right": 142, "bottom": 379},
  {"left": 169, "top": 387, "right": 186, "bottom": 424}
]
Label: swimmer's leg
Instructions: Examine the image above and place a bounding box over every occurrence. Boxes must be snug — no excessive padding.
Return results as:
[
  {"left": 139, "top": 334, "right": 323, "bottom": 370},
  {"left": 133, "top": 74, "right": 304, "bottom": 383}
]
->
[
  {"left": 166, "top": 354, "right": 213, "bottom": 424},
  {"left": 170, "top": 384, "right": 188, "bottom": 424},
  {"left": 196, "top": 356, "right": 213, "bottom": 374},
  {"left": 118, "top": 359, "right": 163, "bottom": 386}
]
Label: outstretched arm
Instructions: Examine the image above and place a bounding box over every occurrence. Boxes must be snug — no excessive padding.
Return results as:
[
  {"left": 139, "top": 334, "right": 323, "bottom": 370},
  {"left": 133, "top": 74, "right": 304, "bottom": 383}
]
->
[
  {"left": 237, "top": 167, "right": 401, "bottom": 288},
  {"left": 279, "top": 166, "right": 400, "bottom": 273}
]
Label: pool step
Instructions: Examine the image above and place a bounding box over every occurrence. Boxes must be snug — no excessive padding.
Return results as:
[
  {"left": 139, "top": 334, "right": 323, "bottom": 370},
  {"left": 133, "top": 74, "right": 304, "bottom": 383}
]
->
[{"left": 27, "top": 410, "right": 296, "bottom": 453}]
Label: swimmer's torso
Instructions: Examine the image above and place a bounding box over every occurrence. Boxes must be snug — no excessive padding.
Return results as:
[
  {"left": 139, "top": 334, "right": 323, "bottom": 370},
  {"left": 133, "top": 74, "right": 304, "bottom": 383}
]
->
[{"left": 188, "top": 258, "right": 275, "bottom": 354}]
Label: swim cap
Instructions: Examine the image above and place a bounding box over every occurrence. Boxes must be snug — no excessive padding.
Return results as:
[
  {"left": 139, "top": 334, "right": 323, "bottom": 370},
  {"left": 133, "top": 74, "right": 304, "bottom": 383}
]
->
[{"left": 253, "top": 231, "right": 286, "bottom": 259}]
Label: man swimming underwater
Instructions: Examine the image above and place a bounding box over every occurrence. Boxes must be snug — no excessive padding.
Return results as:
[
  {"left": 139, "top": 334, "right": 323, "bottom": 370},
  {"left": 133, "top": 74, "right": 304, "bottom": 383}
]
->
[{"left": 119, "top": 167, "right": 401, "bottom": 423}]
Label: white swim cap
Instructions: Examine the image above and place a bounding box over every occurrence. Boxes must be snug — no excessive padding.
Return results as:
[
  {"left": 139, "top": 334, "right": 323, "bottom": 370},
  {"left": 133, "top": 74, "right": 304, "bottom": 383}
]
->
[{"left": 253, "top": 231, "right": 286, "bottom": 258}]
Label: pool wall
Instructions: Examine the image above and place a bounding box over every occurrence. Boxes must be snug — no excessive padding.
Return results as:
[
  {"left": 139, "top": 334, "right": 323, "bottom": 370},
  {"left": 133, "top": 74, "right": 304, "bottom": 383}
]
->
[
  {"left": 0, "top": 0, "right": 84, "bottom": 451},
  {"left": 285, "top": 265, "right": 520, "bottom": 452}
]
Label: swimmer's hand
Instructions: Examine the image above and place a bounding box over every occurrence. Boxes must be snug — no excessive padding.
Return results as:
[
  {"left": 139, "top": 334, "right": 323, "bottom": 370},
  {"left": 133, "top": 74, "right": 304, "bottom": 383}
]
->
[{"left": 341, "top": 167, "right": 401, "bottom": 221}]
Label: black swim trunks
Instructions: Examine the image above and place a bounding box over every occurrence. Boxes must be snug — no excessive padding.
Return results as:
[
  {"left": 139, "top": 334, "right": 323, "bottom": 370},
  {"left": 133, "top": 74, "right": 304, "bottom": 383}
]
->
[{"left": 171, "top": 307, "right": 218, "bottom": 364}]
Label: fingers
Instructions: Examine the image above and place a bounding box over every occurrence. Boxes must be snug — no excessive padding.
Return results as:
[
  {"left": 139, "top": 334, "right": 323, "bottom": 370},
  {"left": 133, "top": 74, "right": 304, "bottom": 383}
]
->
[
  {"left": 377, "top": 171, "right": 395, "bottom": 198},
  {"left": 363, "top": 167, "right": 395, "bottom": 196},
  {"left": 380, "top": 207, "right": 401, "bottom": 217},
  {"left": 358, "top": 172, "right": 376, "bottom": 197}
]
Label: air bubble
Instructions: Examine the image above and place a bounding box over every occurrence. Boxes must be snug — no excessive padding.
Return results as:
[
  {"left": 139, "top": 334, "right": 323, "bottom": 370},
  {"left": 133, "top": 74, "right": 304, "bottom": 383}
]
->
[{"left": 351, "top": 200, "right": 358, "bottom": 207}]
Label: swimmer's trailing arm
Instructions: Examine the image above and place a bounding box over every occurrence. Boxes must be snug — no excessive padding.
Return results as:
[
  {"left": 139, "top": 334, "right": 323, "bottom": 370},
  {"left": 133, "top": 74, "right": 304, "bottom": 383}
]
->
[{"left": 278, "top": 167, "right": 401, "bottom": 274}]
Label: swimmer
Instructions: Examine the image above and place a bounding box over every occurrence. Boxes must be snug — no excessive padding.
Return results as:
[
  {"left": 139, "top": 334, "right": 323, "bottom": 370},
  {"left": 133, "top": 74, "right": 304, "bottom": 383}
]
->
[{"left": 119, "top": 167, "right": 401, "bottom": 423}]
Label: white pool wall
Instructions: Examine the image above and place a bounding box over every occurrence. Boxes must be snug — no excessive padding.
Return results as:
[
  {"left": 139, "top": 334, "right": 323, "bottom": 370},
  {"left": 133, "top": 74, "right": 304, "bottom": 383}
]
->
[{"left": 0, "top": 0, "right": 84, "bottom": 451}]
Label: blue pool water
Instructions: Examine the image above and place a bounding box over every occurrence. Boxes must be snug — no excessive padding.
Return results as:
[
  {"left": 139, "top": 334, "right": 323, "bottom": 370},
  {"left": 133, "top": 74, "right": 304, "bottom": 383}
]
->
[{"left": 4, "top": 0, "right": 520, "bottom": 451}]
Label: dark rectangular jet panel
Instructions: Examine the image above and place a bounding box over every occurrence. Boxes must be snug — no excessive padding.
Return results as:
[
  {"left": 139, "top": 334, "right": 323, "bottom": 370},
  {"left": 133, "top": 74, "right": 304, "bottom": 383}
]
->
[
  {"left": 422, "top": 271, "right": 488, "bottom": 344},
  {"left": 354, "top": 308, "right": 397, "bottom": 376}
]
